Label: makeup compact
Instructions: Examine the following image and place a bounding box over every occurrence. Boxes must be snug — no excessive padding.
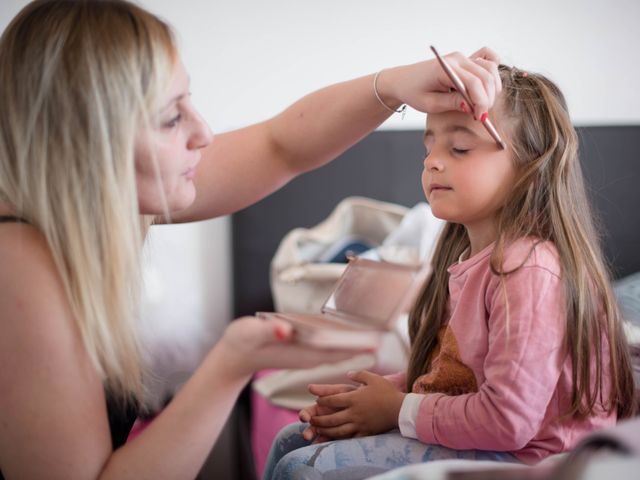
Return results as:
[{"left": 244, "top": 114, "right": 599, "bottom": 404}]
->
[{"left": 257, "top": 257, "right": 430, "bottom": 349}]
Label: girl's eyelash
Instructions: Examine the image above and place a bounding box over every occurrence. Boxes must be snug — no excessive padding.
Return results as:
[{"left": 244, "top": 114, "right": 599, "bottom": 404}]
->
[{"left": 422, "top": 147, "right": 469, "bottom": 157}]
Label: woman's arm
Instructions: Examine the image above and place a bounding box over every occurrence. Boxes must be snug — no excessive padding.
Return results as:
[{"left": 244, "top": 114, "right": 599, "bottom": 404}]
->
[
  {"left": 0, "top": 227, "right": 356, "bottom": 479},
  {"left": 103, "top": 318, "right": 357, "bottom": 479},
  {"left": 169, "top": 48, "right": 501, "bottom": 222}
]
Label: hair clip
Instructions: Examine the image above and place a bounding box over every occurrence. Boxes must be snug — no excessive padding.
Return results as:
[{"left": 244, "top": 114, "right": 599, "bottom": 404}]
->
[{"left": 511, "top": 68, "right": 529, "bottom": 79}]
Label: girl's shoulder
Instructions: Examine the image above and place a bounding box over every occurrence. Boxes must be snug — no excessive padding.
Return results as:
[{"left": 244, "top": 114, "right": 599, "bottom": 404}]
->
[{"left": 501, "top": 236, "right": 561, "bottom": 278}]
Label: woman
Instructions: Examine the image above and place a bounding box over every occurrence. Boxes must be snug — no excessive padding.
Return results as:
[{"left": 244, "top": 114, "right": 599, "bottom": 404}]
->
[{"left": 0, "top": 1, "right": 501, "bottom": 478}]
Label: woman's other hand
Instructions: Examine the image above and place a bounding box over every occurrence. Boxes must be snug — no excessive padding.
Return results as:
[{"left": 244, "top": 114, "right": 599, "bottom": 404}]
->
[
  {"left": 218, "top": 316, "right": 363, "bottom": 381},
  {"left": 378, "top": 47, "right": 502, "bottom": 121}
]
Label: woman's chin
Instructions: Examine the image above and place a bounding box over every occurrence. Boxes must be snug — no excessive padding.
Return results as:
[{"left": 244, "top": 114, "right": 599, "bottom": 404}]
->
[
  {"left": 169, "top": 190, "right": 197, "bottom": 213},
  {"left": 138, "top": 189, "right": 197, "bottom": 216}
]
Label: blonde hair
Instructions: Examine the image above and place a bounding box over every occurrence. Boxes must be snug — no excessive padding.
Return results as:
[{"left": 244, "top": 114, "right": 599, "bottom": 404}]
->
[
  {"left": 0, "top": 0, "right": 176, "bottom": 403},
  {"left": 407, "top": 66, "right": 636, "bottom": 419}
]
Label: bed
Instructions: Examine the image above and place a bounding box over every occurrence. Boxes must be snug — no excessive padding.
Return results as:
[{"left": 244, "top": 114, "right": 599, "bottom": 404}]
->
[{"left": 205, "top": 126, "right": 640, "bottom": 479}]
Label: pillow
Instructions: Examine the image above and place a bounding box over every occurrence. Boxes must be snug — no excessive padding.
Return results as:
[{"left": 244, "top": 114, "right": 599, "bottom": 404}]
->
[
  {"left": 614, "top": 271, "right": 640, "bottom": 413},
  {"left": 615, "top": 271, "right": 640, "bottom": 329}
]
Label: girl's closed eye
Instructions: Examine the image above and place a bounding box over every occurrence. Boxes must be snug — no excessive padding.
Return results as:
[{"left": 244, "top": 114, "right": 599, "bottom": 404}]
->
[{"left": 452, "top": 147, "right": 470, "bottom": 155}]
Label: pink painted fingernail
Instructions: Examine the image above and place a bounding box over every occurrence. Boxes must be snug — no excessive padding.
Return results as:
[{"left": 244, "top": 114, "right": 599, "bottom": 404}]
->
[
  {"left": 480, "top": 112, "right": 488, "bottom": 123},
  {"left": 275, "top": 326, "right": 287, "bottom": 341}
]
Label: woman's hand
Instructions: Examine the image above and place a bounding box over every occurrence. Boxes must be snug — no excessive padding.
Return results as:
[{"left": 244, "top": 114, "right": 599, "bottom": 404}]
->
[
  {"left": 218, "top": 316, "right": 362, "bottom": 381},
  {"left": 306, "top": 371, "right": 406, "bottom": 440},
  {"left": 378, "top": 47, "right": 502, "bottom": 120}
]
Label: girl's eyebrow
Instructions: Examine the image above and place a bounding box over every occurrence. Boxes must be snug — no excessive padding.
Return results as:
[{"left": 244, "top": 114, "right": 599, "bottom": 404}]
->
[{"left": 424, "top": 125, "right": 480, "bottom": 140}]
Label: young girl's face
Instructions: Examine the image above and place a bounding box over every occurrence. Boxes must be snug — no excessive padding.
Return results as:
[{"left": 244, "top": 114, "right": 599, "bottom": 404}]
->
[
  {"left": 135, "top": 57, "right": 213, "bottom": 215},
  {"left": 422, "top": 110, "right": 515, "bottom": 228}
]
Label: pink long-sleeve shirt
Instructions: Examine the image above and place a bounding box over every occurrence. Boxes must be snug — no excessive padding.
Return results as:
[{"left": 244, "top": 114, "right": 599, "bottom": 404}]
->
[{"left": 390, "top": 237, "right": 615, "bottom": 464}]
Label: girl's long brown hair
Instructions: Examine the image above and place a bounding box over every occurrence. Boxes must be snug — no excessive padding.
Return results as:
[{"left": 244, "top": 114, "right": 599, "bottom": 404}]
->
[{"left": 407, "top": 66, "right": 636, "bottom": 419}]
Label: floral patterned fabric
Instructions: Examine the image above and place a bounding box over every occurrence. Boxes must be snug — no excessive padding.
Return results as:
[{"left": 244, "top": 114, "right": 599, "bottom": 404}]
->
[{"left": 263, "top": 423, "right": 518, "bottom": 480}]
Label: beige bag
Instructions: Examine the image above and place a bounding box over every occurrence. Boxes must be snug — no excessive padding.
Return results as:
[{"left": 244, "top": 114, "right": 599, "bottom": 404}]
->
[{"left": 270, "top": 196, "right": 409, "bottom": 314}]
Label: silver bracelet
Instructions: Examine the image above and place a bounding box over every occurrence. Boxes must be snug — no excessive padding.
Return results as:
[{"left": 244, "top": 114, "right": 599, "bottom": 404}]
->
[{"left": 373, "top": 70, "right": 406, "bottom": 116}]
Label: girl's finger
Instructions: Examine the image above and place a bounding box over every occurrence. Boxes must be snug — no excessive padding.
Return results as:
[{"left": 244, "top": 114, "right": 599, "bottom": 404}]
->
[
  {"left": 302, "top": 425, "right": 316, "bottom": 441},
  {"left": 315, "top": 423, "right": 357, "bottom": 440},
  {"left": 316, "top": 392, "right": 352, "bottom": 409},
  {"left": 346, "top": 370, "right": 378, "bottom": 385},
  {"left": 308, "top": 383, "right": 356, "bottom": 397},
  {"left": 299, "top": 405, "right": 315, "bottom": 422},
  {"left": 311, "top": 434, "right": 332, "bottom": 444},
  {"left": 310, "top": 409, "right": 353, "bottom": 428}
]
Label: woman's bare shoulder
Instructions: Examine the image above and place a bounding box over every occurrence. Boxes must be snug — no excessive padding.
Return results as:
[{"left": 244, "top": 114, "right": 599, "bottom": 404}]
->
[
  {"left": 0, "top": 222, "right": 96, "bottom": 380},
  {"left": 0, "top": 222, "right": 69, "bottom": 323},
  {"left": 0, "top": 223, "right": 112, "bottom": 477}
]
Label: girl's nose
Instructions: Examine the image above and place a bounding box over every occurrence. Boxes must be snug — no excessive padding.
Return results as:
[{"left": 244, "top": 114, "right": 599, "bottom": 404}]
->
[{"left": 424, "top": 153, "right": 444, "bottom": 172}]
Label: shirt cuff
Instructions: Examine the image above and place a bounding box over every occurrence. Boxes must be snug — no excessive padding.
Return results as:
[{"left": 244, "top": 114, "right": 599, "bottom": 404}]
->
[
  {"left": 415, "top": 392, "right": 445, "bottom": 444},
  {"left": 398, "top": 393, "right": 425, "bottom": 439}
]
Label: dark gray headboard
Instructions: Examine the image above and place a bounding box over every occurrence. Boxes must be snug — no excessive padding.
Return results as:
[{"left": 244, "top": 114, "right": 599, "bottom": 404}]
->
[{"left": 232, "top": 126, "right": 640, "bottom": 317}]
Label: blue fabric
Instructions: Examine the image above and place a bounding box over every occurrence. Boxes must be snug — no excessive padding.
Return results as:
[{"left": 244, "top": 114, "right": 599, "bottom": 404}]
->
[{"left": 263, "top": 422, "right": 519, "bottom": 480}]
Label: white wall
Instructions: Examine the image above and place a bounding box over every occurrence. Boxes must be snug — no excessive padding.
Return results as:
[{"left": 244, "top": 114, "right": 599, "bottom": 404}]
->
[{"left": 2, "top": 0, "right": 639, "bottom": 379}]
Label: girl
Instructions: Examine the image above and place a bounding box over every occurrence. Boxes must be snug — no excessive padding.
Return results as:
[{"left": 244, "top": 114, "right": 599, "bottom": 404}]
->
[
  {"left": 0, "top": 1, "right": 501, "bottom": 478},
  {"left": 263, "top": 65, "right": 637, "bottom": 479}
]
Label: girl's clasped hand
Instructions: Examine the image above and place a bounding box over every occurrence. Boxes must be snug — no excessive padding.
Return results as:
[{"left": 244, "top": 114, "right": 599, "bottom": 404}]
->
[{"left": 300, "top": 371, "right": 405, "bottom": 442}]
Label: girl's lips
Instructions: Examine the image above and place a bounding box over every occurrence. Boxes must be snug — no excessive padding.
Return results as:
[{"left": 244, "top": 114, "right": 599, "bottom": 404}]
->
[{"left": 429, "top": 184, "right": 452, "bottom": 193}]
